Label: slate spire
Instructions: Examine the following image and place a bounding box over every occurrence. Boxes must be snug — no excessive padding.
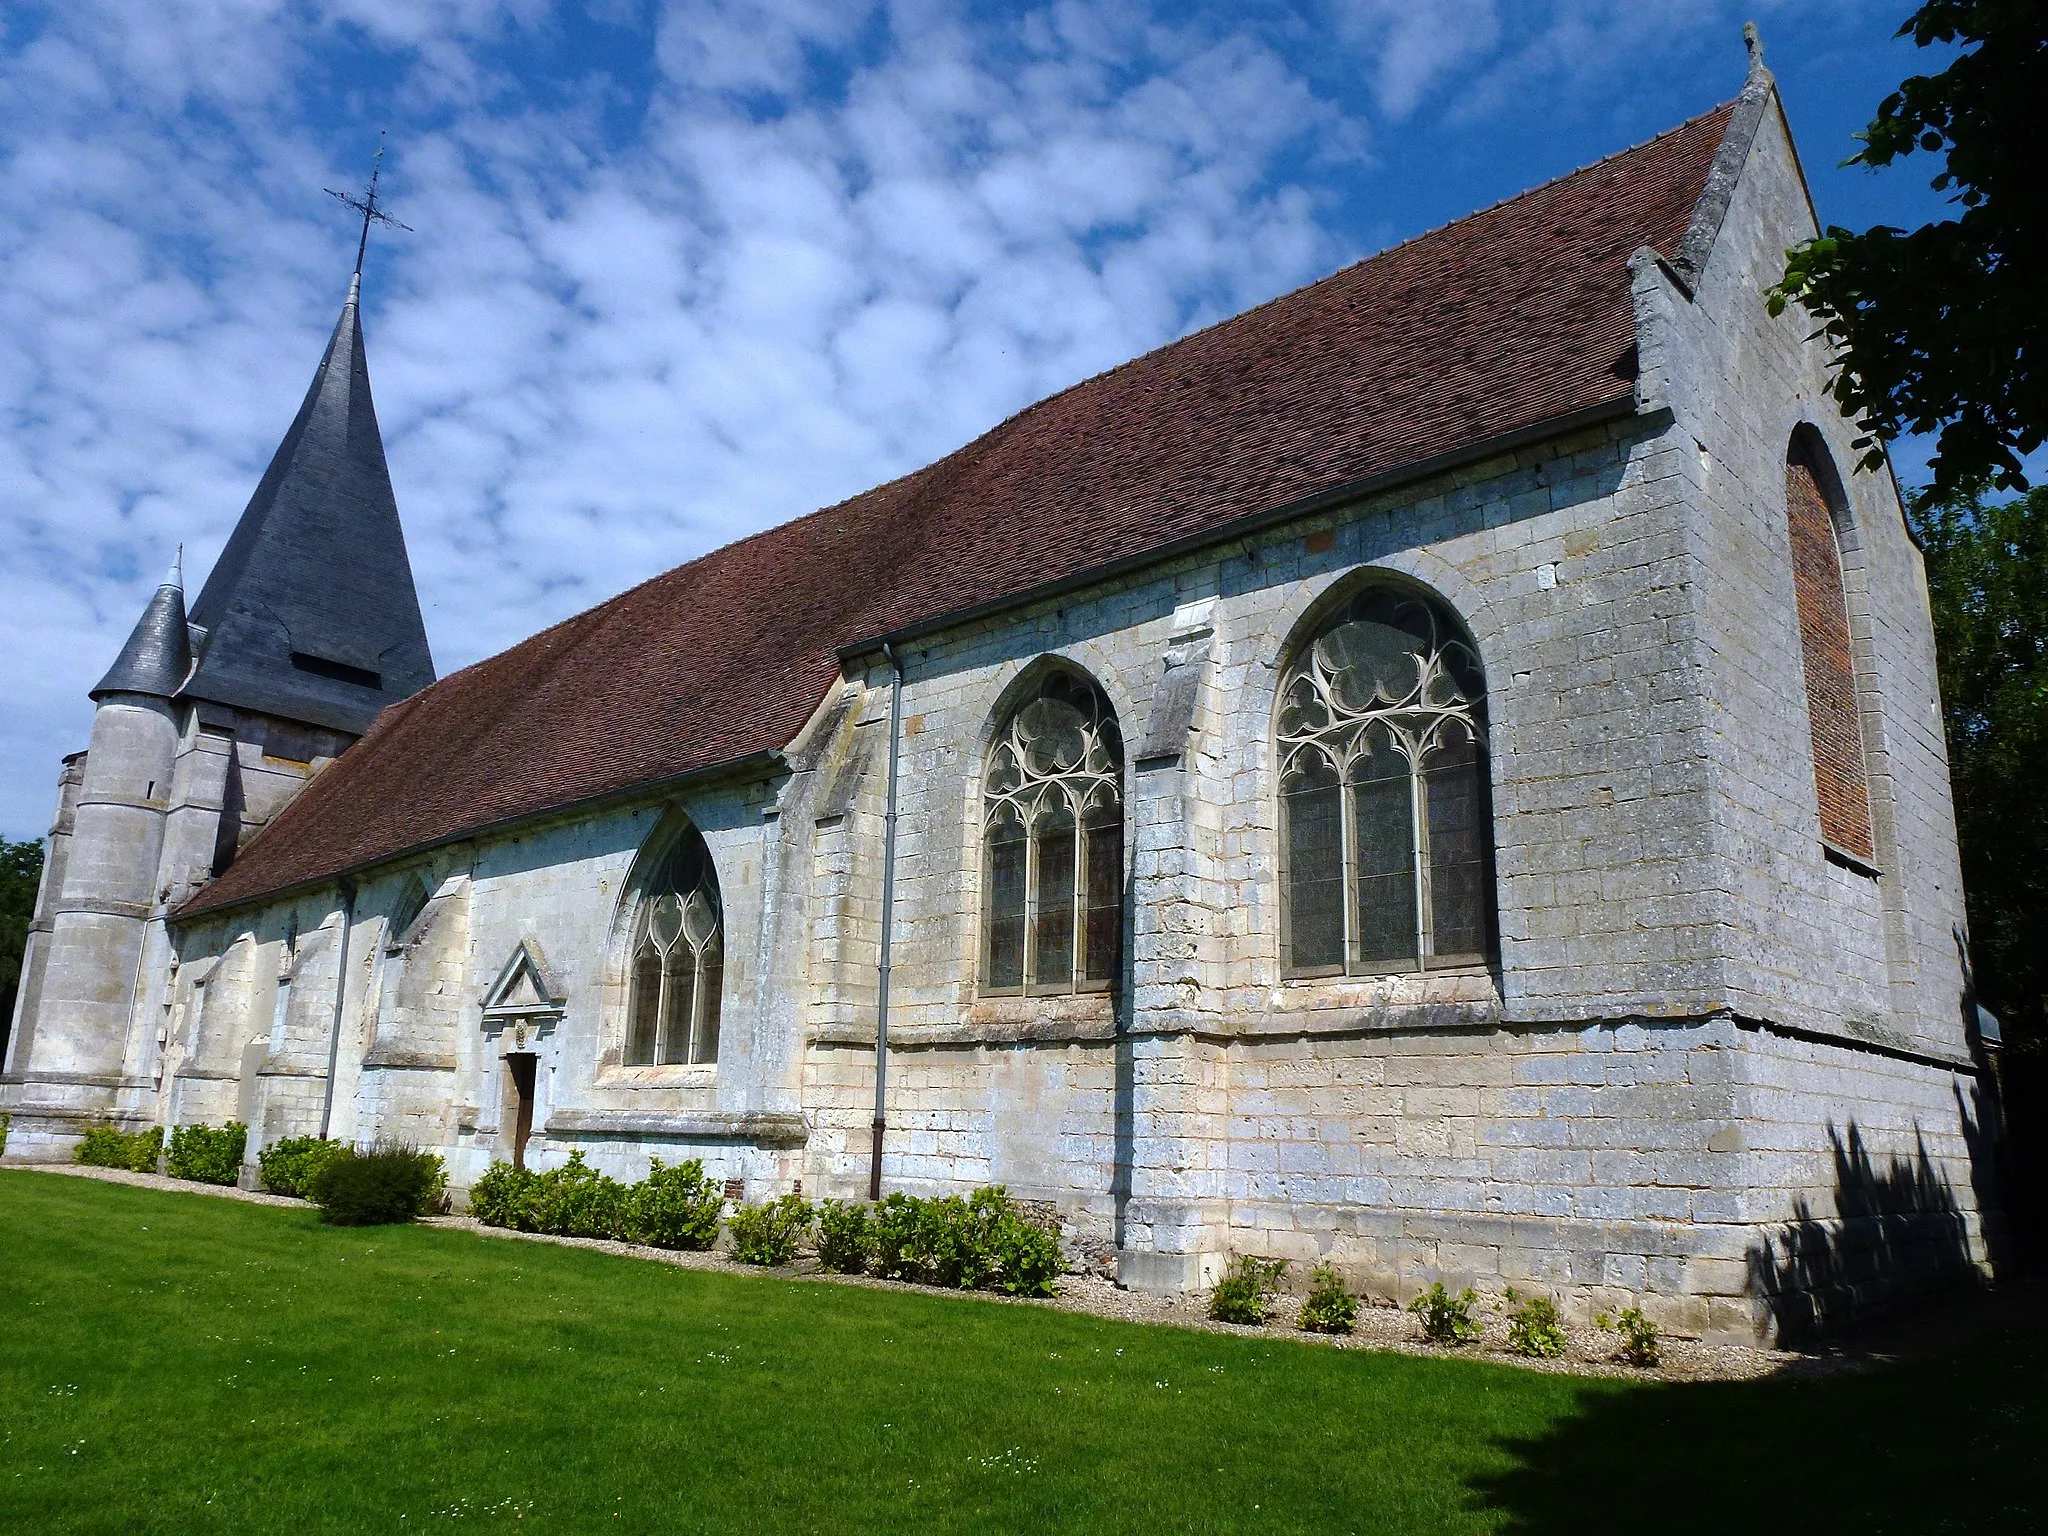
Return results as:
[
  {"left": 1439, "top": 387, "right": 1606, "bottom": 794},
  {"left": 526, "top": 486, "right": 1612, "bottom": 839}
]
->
[
  {"left": 180, "top": 276, "right": 435, "bottom": 734},
  {"left": 92, "top": 550, "right": 192, "bottom": 700}
]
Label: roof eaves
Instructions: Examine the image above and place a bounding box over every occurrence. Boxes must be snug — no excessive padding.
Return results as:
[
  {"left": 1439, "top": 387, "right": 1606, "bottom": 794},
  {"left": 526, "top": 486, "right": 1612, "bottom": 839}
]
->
[{"left": 174, "top": 746, "right": 787, "bottom": 925}]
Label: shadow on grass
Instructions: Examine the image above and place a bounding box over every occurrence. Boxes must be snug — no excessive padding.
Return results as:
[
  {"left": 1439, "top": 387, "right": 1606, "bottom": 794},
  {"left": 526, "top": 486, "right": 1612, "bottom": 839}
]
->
[
  {"left": 1477, "top": 1089, "right": 2037, "bottom": 1534},
  {"left": 1468, "top": 1301, "right": 2047, "bottom": 1534}
]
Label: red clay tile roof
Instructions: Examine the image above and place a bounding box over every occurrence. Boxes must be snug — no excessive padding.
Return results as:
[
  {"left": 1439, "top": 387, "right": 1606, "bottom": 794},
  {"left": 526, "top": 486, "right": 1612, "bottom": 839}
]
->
[{"left": 183, "top": 100, "right": 1736, "bottom": 919}]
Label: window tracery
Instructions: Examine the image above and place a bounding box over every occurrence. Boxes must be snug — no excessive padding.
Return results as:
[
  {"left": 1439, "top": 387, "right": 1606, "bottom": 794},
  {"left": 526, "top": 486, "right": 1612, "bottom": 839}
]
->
[
  {"left": 624, "top": 824, "right": 723, "bottom": 1066},
  {"left": 1278, "top": 586, "right": 1492, "bottom": 976},
  {"left": 981, "top": 671, "right": 1124, "bottom": 995}
]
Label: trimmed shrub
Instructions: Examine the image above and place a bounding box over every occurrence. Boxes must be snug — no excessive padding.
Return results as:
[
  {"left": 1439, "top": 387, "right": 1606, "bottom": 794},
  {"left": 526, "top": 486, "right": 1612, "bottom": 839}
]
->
[
  {"left": 1597, "top": 1305, "right": 1662, "bottom": 1368},
  {"left": 1209, "top": 1255, "right": 1286, "bottom": 1325},
  {"left": 729, "top": 1193, "right": 814, "bottom": 1266},
  {"left": 527, "top": 1151, "right": 630, "bottom": 1239},
  {"left": 308, "top": 1144, "right": 448, "bottom": 1226},
  {"left": 1504, "top": 1288, "right": 1567, "bottom": 1359},
  {"left": 466, "top": 1155, "right": 723, "bottom": 1250},
  {"left": 167, "top": 1122, "right": 246, "bottom": 1185},
  {"left": 816, "top": 1199, "right": 874, "bottom": 1274},
  {"left": 257, "top": 1136, "right": 347, "bottom": 1199},
  {"left": 1299, "top": 1263, "right": 1358, "bottom": 1335},
  {"left": 871, "top": 1191, "right": 936, "bottom": 1281},
  {"left": 866, "top": 1188, "right": 1062, "bottom": 1297},
  {"left": 467, "top": 1161, "right": 539, "bottom": 1229},
  {"left": 74, "top": 1122, "right": 163, "bottom": 1173},
  {"left": 1409, "top": 1282, "right": 1480, "bottom": 1346},
  {"left": 620, "top": 1158, "right": 724, "bottom": 1251}
]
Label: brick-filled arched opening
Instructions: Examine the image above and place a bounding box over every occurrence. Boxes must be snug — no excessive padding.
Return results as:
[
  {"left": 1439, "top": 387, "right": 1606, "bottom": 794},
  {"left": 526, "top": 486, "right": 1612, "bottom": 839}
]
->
[{"left": 1785, "top": 434, "right": 1875, "bottom": 863}]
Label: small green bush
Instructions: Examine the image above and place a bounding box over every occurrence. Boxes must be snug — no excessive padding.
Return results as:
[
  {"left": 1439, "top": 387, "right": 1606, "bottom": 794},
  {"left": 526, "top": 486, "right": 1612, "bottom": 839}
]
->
[
  {"left": 1209, "top": 1255, "right": 1286, "bottom": 1325},
  {"left": 526, "top": 1151, "right": 630, "bottom": 1239},
  {"left": 621, "top": 1158, "right": 724, "bottom": 1251},
  {"left": 1409, "top": 1282, "right": 1480, "bottom": 1346},
  {"left": 74, "top": 1122, "right": 163, "bottom": 1173},
  {"left": 729, "top": 1193, "right": 815, "bottom": 1266},
  {"left": 166, "top": 1122, "right": 246, "bottom": 1185},
  {"left": 466, "top": 1160, "right": 537, "bottom": 1228},
  {"left": 467, "top": 1155, "right": 724, "bottom": 1249},
  {"left": 870, "top": 1191, "right": 935, "bottom": 1281},
  {"left": 1597, "top": 1305, "right": 1662, "bottom": 1368},
  {"left": 1503, "top": 1288, "right": 1567, "bottom": 1359},
  {"left": 1298, "top": 1263, "right": 1358, "bottom": 1335},
  {"left": 816, "top": 1199, "right": 874, "bottom": 1274},
  {"left": 308, "top": 1143, "right": 448, "bottom": 1226},
  {"left": 865, "top": 1188, "right": 1062, "bottom": 1297},
  {"left": 256, "top": 1136, "right": 347, "bottom": 1199}
]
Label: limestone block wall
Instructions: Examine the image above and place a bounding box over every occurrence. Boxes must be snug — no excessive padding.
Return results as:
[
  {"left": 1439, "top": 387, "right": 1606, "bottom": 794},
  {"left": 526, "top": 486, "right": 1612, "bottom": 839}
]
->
[{"left": 1651, "top": 100, "right": 1970, "bottom": 1058}]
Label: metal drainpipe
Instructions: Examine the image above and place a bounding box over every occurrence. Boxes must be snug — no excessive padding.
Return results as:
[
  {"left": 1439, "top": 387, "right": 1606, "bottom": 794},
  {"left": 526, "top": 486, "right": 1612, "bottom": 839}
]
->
[
  {"left": 868, "top": 643, "right": 905, "bottom": 1201},
  {"left": 318, "top": 880, "right": 356, "bottom": 1140}
]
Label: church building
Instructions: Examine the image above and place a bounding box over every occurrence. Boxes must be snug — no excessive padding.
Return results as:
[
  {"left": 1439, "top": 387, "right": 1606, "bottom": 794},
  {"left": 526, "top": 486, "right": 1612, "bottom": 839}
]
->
[{"left": 2, "top": 42, "right": 2000, "bottom": 1343}]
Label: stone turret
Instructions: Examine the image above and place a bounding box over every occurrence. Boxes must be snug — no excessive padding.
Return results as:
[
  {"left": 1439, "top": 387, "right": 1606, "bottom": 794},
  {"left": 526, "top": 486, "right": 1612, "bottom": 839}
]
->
[{"left": 3, "top": 559, "right": 189, "bottom": 1123}]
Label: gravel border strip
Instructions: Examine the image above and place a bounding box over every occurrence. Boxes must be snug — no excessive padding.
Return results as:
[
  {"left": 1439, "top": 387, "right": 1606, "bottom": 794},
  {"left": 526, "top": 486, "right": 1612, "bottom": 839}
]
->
[{"left": 7, "top": 1160, "right": 1810, "bottom": 1382}]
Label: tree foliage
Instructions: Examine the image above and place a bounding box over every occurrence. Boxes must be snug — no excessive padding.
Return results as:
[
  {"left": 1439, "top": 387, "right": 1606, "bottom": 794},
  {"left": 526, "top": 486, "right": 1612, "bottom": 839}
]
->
[
  {"left": 1, "top": 837, "right": 45, "bottom": 1059},
  {"left": 1769, "top": 2, "right": 2047, "bottom": 494},
  {"left": 1913, "top": 484, "right": 2047, "bottom": 1050}
]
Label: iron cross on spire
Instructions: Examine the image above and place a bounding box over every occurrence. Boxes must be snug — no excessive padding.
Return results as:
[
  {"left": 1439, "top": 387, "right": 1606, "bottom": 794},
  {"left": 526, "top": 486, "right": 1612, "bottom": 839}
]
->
[{"left": 325, "top": 132, "right": 413, "bottom": 279}]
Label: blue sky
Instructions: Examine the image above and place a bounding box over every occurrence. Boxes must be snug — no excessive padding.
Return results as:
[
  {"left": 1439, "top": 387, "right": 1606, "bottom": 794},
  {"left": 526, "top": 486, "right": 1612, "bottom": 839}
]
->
[{"left": 0, "top": 2, "right": 1977, "bottom": 839}]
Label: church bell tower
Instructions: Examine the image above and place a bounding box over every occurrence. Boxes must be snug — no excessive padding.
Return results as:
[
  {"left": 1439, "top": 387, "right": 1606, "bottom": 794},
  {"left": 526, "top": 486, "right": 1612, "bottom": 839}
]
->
[{"left": 1, "top": 268, "right": 434, "bottom": 1155}]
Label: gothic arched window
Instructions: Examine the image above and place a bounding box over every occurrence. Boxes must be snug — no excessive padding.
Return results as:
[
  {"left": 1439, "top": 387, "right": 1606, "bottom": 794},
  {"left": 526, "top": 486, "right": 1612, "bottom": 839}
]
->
[
  {"left": 624, "top": 824, "right": 723, "bottom": 1066},
  {"left": 1278, "top": 586, "right": 1492, "bottom": 976},
  {"left": 981, "top": 670, "right": 1124, "bottom": 996}
]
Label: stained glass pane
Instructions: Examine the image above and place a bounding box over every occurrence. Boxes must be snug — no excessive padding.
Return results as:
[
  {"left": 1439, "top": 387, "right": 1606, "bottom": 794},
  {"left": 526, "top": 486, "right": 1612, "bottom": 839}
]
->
[
  {"left": 692, "top": 954, "right": 723, "bottom": 1065},
  {"left": 627, "top": 947, "right": 661, "bottom": 1065},
  {"left": 649, "top": 892, "right": 684, "bottom": 952},
  {"left": 1425, "top": 724, "right": 1487, "bottom": 964},
  {"left": 1032, "top": 796, "right": 1078, "bottom": 989},
  {"left": 1283, "top": 750, "right": 1344, "bottom": 973},
  {"left": 1082, "top": 790, "right": 1122, "bottom": 985},
  {"left": 984, "top": 803, "right": 1028, "bottom": 991},
  {"left": 658, "top": 948, "right": 695, "bottom": 1065},
  {"left": 1016, "top": 698, "right": 1089, "bottom": 775},
  {"left": 1319, "top": 620, "right": 1424, "bottom": 711},
  {"left": 1352, "top": 733, "right": 1418, "bottom": 970}
]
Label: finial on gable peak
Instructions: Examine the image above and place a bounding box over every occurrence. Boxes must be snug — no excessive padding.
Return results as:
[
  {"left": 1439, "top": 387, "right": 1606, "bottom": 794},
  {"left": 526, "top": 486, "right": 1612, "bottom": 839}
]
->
[{"left": 1743, "top": 21, "right": 1771, "bottom": 84}]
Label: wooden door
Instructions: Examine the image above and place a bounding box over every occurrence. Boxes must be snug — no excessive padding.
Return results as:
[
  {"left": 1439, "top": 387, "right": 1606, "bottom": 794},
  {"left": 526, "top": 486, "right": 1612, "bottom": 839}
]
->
[{"left": 504, "top": 1053, "right": 538, "bottom": 1171}]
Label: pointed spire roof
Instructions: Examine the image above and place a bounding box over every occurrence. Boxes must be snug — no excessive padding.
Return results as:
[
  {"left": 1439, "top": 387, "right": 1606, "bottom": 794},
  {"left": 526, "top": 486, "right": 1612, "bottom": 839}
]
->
[
  {"left": 180, "top": 278, "right": 435, "bottom": 735},
  {"left": 93, "top": 550, "right": 192, "bottom": 700}
]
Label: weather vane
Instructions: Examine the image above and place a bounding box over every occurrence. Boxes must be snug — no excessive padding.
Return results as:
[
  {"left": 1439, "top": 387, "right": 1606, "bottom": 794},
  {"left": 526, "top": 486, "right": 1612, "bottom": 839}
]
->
[{"left": 325, "top": 131, "right": 413, "bottom": 279}]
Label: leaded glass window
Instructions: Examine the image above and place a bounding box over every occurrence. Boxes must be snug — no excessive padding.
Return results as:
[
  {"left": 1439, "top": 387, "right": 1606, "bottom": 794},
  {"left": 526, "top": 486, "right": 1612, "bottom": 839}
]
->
[
  {"left": 624, "top": 825, "right": 723, "bottom": 1066},
  {"left": 981, "top": 671, "right": 1124, "bottom": 995},
  {"left": 1278, "top": 587, "right": 1491, "bottom": 976}
]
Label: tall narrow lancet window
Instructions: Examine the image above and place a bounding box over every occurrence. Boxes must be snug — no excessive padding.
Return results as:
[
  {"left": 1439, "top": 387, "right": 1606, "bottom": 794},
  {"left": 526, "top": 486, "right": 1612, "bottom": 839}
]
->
[
  {"left": 1785, "top": 437, "right": 1876, "bottom": 863},
  {"left": 624, "top": 824, "right": 723, "bottom": 1066},
  {"left": 1278, "top": 586, "right": 1492, "bottom": 976},
  {"left": 981, "top": 671, "right": 1124, "bottom": 995}
]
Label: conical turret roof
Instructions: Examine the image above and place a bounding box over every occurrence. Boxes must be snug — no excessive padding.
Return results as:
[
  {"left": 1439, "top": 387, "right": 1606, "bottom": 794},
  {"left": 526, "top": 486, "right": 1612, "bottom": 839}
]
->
[
  {"left": 92, "top": 551, "right": 192, "bottom": 700},
  {"left": 180, "top": 277, "right": 435, "bottom": 734}
]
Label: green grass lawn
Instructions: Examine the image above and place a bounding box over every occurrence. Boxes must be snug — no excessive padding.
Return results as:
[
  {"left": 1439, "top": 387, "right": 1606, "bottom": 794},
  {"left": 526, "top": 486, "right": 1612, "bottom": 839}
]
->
[{"left": 2, "top": 1171, "right": 2043, "bottom": 1534}]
